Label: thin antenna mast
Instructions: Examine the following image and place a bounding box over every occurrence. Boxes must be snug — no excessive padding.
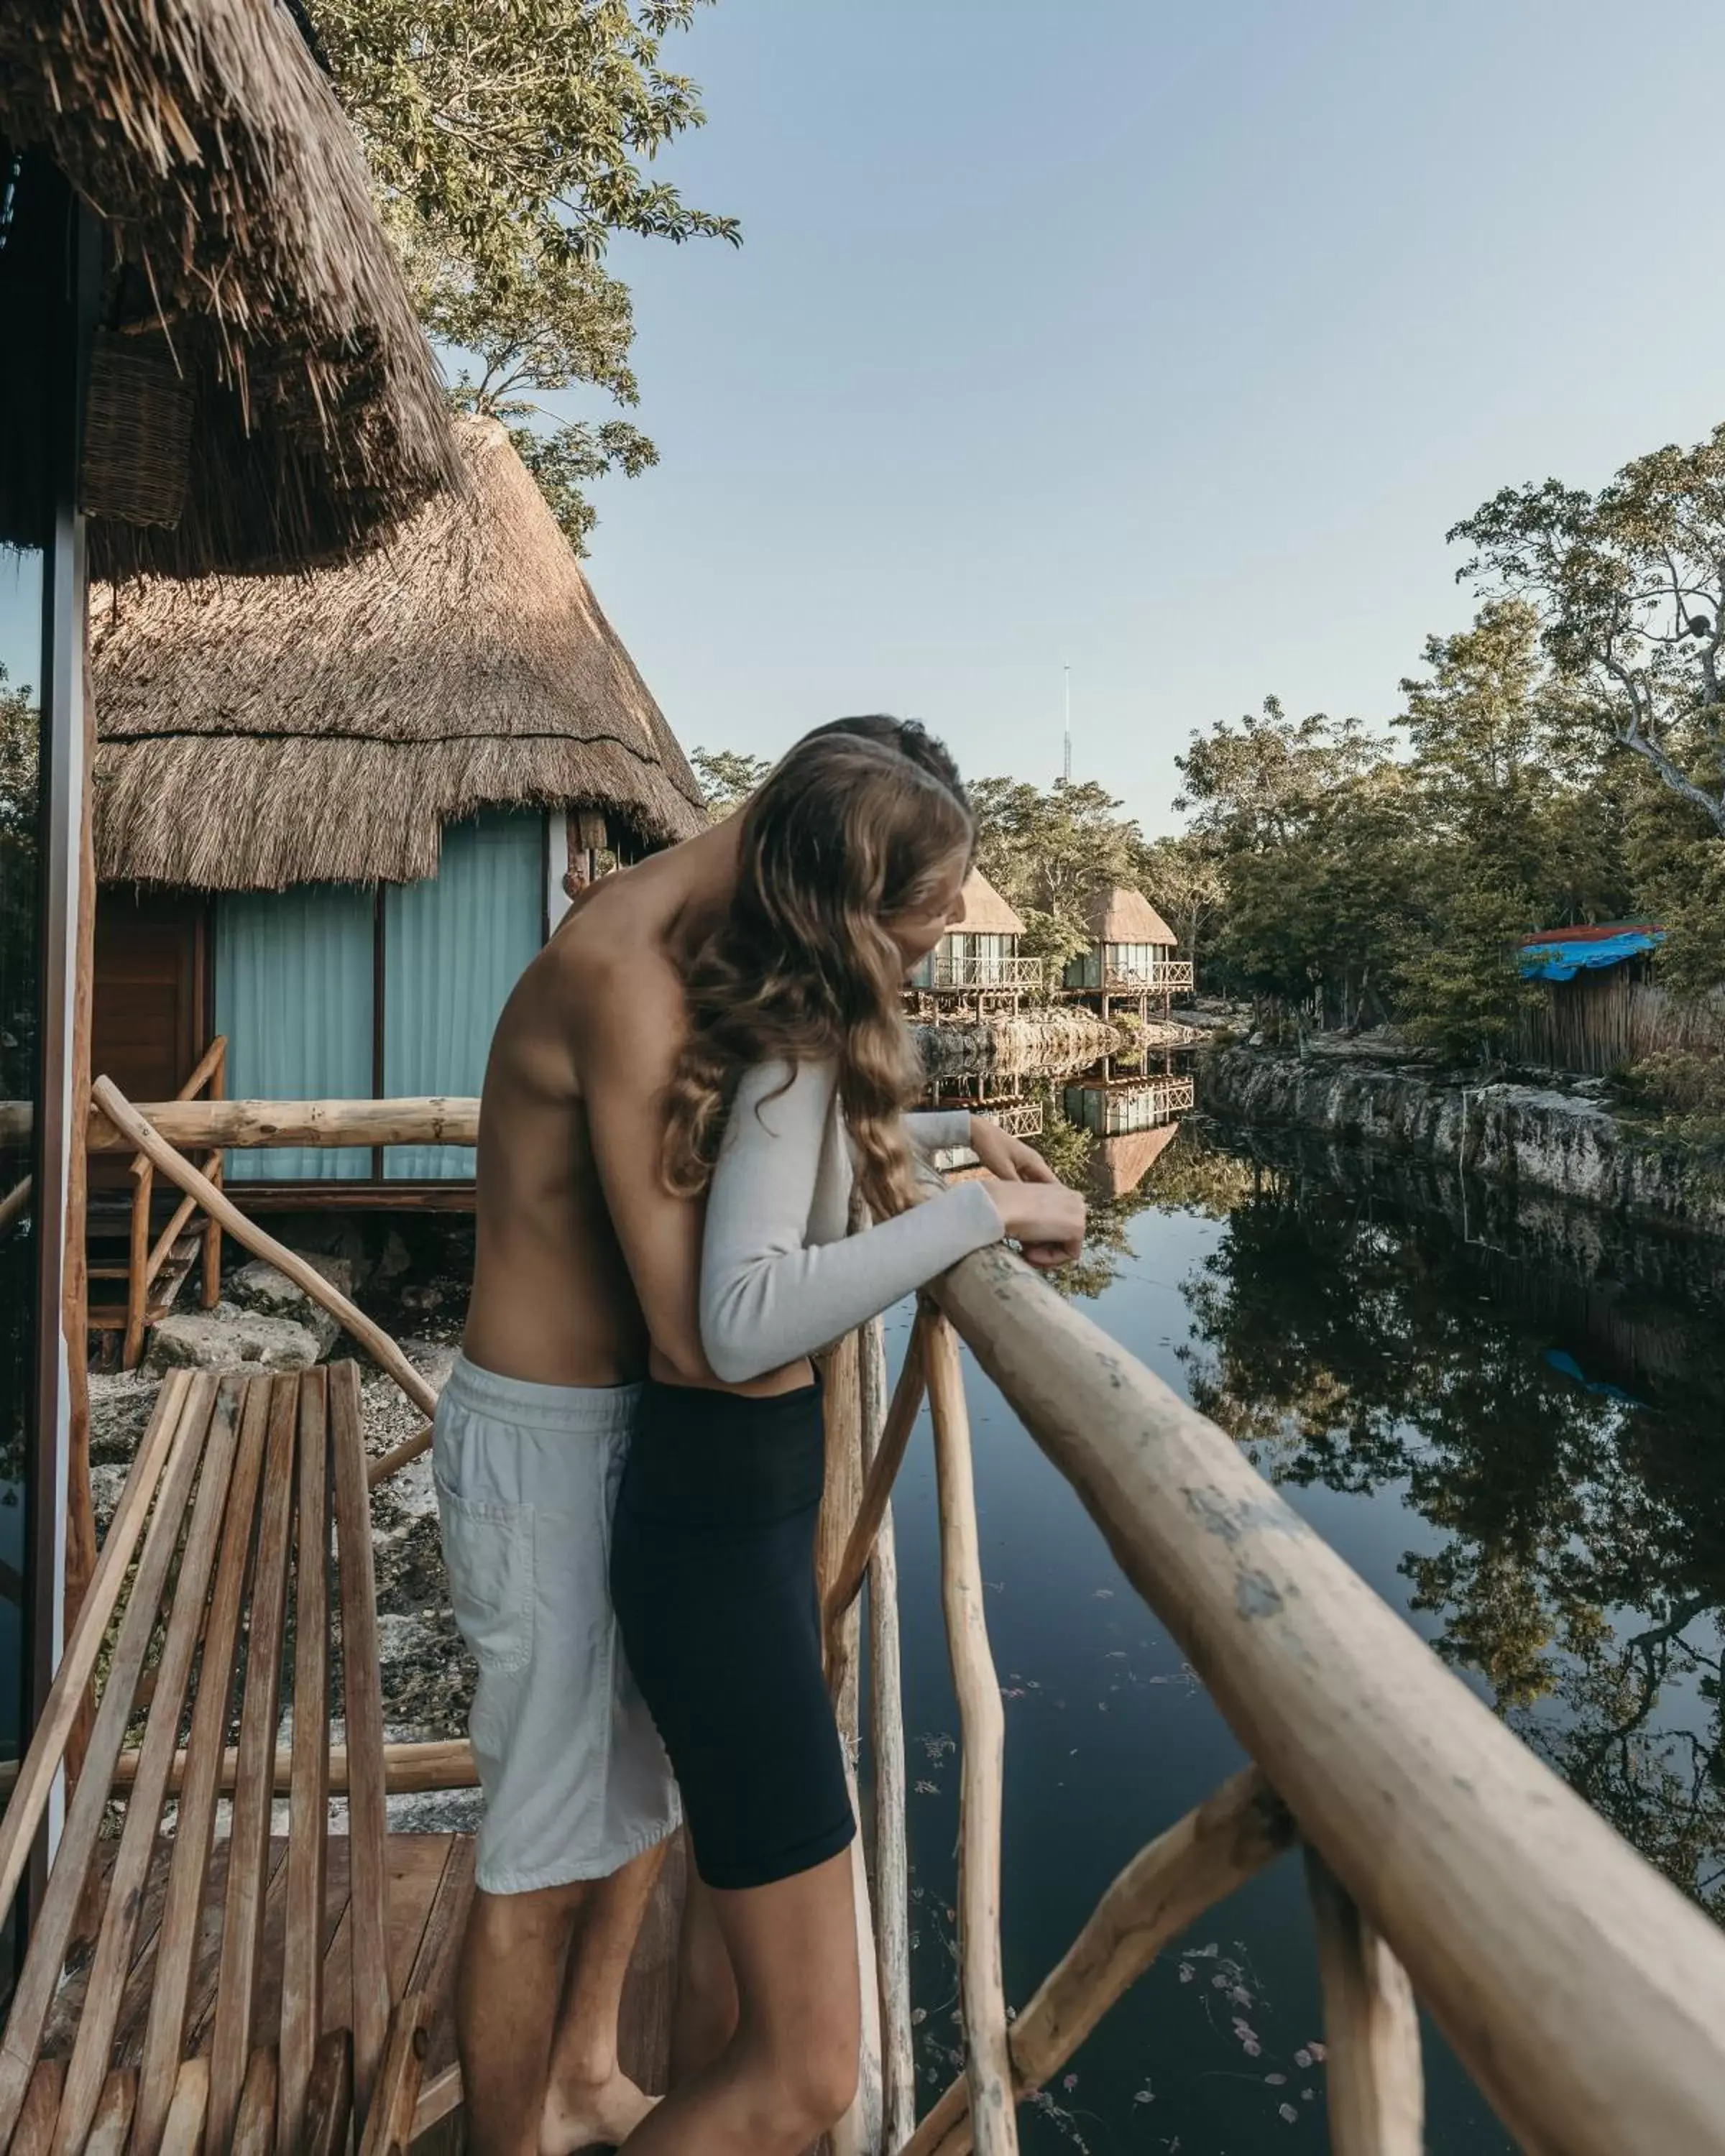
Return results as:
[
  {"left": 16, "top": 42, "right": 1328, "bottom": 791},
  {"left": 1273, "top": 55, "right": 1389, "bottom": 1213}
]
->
[{"left": 1062, "top": 663, "right": 1072, "bottom": 783}]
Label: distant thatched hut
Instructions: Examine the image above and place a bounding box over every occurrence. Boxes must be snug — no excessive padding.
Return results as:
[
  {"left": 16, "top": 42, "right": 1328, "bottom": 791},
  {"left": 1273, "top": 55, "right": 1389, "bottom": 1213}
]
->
[
  {"left": 91, "top": 418, "right": 704, "bottom": 1192},
  {"left": 1063, "top": 888, "right": 1180, "bottom": 992},
  {"left": 908, "top": 869, "right": 1030, "bottom": 990}
]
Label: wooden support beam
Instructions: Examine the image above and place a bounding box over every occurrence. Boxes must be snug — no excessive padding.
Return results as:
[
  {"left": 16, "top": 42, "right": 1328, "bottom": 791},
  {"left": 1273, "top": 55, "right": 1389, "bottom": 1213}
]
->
[
  {"left": 83, "top": 1095, "right": 481, "bottom": 1153},
  {"left": 90, "top": 1079, "right": 438, "bottom": 1419},
  {"left": 924, "top": 1314, "right": 1018, "bottom": 2156},
  {"left": 904, "top": 1769, "right": 1293, "bottom": 2156},
  {"left": 1305, "top": 1850, "right": 1424, "bottom": 2156}
]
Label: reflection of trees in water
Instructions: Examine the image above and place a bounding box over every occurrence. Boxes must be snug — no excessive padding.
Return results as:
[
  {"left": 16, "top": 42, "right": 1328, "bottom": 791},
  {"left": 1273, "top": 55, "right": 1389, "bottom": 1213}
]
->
[
  {"left": 1028, "top": 1095, "right": 1251, "bottom": 1299},
  {"left": 1177, "top": 1158, "right": 1725, "bottom": 1917}
]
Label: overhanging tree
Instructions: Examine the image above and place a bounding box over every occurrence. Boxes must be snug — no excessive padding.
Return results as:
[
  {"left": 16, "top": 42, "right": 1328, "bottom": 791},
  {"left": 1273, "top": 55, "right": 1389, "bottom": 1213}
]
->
[{"left": 310, "top": 0, "right": 740, "bottom": 548}]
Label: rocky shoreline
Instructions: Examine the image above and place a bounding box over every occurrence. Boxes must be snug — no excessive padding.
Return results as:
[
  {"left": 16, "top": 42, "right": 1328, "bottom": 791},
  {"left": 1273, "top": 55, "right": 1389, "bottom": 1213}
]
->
[{"left": 1199, "top": 1041, "right": 1725, "bottom": 1238}]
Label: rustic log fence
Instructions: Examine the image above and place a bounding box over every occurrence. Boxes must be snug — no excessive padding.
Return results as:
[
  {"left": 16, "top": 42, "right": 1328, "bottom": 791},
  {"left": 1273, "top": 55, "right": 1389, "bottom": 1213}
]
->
[{"left": 47, "top": 1083, "right": 1725, "bottom": 2155}]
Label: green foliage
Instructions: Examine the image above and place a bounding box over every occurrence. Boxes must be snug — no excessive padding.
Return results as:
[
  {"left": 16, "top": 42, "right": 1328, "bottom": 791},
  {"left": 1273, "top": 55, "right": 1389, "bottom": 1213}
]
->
[
  {"left": 1451, "top": 423, "right": 1725, "bottom": 835},
  {"left": 690, "top": 745, "right": 772, "bottom": 821},
  {"left": 310, "top": 0, "right": 740, "bottom": 548},
  {"left": 968, "top": 777, "right": 1148, "bottom": 964}
]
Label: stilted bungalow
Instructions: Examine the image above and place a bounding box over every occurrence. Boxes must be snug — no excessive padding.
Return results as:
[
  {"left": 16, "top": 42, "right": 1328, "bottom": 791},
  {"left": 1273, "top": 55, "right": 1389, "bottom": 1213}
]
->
[
  {"left": 91, "top": 415, "right": 704, "bottom": 1204},
  {"left": 906, "top": 869, "right": 1041, "bottom": 1018},
  {"left": 1062, "top": 886, "right": 1194, "bottom": 1023}
]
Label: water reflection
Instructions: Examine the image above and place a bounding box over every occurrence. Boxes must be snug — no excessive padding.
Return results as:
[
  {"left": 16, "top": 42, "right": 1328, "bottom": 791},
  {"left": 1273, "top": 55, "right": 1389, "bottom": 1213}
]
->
[{"left": 1180, "top": 1126, "right": 1725, "bottom": 1920}]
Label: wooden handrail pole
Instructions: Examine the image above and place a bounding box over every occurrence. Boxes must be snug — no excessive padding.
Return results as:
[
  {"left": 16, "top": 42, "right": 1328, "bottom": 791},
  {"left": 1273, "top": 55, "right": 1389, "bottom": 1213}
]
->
[
  {"left": 1305, "top": 1849, "right": 1423, "bottom": 2156},
  {"left": 861, "top": 1314, "right": 916, "bottom": 2154},
  {"left": 84, "top": 1095, "right": 482, "bottom": 1153},
  {"left": 905, "top": 1768, "right": 1294, "bottom": 2156},
  {"left": 822, "top": 1309, "right": 929, "bottom": 1695},
  {"left": 925, "top": 1314, "right": 1018, "bottom": 2156},
  {"left": 367, "top": 1422, "right": 433, "bottom": 1488},
  {"left": 89, "top": 1080, "right": 438, "bottom": 1420},
  {"left": 202, "top": 1038, "right": 226, "bottom": 1309},
  {"left": 124, "top": 1156, "right": 153, "bottom": 1371}
]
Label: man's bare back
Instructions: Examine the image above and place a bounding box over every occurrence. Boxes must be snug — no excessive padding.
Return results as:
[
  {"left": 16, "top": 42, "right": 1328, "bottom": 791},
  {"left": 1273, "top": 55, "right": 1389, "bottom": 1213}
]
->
[{"left": 461, "top": 821, "right": 739, "bottom": 1391}]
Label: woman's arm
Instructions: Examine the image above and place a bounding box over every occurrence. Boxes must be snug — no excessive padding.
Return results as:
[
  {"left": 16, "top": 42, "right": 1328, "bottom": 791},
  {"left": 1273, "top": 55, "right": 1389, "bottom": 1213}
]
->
[
  {"left": 905, "top": 1105, "right": 972, "bottom": 1150},
  {"left": 699, "top": 1061, "right": 1003, "bottom": 1385}
]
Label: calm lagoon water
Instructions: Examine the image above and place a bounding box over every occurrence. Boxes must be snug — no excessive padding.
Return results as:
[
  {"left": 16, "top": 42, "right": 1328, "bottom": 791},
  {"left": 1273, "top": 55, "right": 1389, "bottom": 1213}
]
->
[{"left": 885, "top": 1117, "right": 1725, "bottom": 2155}]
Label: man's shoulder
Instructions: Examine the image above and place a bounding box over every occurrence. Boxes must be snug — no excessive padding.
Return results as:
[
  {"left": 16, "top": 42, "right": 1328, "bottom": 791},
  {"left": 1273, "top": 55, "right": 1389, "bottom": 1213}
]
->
[{"left": 553, "top": 909, "right": 684, "bottom": 1061}]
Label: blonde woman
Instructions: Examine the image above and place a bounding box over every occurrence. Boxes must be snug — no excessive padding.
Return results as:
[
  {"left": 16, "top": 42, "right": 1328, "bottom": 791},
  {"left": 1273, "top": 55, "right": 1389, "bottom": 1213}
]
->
[{"left": 611, "top": 724, "right": 1084, "bottom": 2155}]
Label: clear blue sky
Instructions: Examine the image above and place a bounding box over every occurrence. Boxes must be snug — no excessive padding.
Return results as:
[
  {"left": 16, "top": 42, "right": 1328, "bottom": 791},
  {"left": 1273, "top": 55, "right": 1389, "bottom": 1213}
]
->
[{"left": 561, "top": 0, "right": 1725, "bottom": 831}]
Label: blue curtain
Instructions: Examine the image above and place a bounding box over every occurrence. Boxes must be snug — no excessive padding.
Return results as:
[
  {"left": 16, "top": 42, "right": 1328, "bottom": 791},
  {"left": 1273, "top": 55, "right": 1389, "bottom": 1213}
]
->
[
  {"left": 216, "top": 887, "right": 375, "bottom": 1181},
  {"left": 382, "top": 811, "right": 543, "bottom": 1177}
]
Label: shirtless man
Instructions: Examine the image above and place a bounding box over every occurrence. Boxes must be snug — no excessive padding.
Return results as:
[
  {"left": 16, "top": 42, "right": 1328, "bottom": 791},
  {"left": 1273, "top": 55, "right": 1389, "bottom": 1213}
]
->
[{"left": 440, "top": 717, "right": 1069, "bottom": 2156}]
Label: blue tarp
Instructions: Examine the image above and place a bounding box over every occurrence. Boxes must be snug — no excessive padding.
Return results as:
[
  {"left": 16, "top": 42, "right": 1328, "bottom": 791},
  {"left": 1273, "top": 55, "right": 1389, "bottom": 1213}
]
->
[{"left": 1517, "top": 927, "right": 1665, "bottom": 982}]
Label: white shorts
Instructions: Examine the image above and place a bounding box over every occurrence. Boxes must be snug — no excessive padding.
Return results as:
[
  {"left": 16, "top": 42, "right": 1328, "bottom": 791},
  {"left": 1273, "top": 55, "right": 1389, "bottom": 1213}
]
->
[{"left": 432, "top": 1353, "right": 680, "bottom": 1894}]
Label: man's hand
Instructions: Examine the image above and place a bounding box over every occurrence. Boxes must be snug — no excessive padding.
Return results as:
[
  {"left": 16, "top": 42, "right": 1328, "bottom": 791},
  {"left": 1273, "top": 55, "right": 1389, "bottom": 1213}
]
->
[{"left": 966, "top": 1115, "right": 1057, "bottom": 1185}]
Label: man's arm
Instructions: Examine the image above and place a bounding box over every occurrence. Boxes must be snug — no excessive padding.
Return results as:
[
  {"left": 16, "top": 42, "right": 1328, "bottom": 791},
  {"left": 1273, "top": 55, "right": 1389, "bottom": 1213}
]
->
[{"left": 577, "top": 950, "right": 714, "bottom": 1386}]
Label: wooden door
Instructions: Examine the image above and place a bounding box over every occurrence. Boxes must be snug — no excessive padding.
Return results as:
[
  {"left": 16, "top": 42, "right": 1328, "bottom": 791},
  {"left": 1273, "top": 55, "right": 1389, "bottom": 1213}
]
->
[{"left": 92, "top": 893, "right": 207, "bottom": 1187}]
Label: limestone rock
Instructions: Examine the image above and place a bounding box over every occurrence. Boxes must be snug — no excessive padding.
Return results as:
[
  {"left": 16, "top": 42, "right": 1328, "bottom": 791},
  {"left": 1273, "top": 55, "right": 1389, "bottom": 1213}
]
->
[
  {"left": 148, "top": 1307, "right": 322, "bottom": 1374},
  {"left": 226, "top": 1253, "right": 353, "bottom": 1356}
]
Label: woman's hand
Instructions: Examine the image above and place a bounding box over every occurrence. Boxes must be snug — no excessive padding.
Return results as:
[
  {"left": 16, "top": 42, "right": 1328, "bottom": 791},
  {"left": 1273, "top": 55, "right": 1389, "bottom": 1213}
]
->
[
  {"left": 966, "top": 1115, "right": 1057, "bottom": 1186},
  {"left": 967, "top": 1114, "right": 1085, "bottom": 1267},
  {"left": 983, "top": 1176, "right": 1087, "bottom": 1269}
]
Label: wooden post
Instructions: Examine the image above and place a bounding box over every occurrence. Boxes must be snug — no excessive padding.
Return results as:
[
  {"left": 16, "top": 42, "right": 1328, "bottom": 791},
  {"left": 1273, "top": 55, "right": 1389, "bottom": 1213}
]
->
[
  {"left": 822, "top": 1313, "right": 929, "bottom": 1696},
  {"left": 816, "top": 1329, "right": 865, "bottom": 1750},
  {"left": 862, "top": 1314, "right": 916, "bottom": 2153},
  {"left": 1305, "top": 1850, "right": 1424, "bottom": 2156},
  {"left": 202, "top": 1038, "right": 225, "bottom": 1308},
  {"left": 60, "top": 640, "right": 97, "bottom": 1680},
  {"left": 924, "top": 1314, "right": 1018, "bottom": 2156},
  {"left": 123, "top": 1156, "right": 152, "bottom": 1372}
]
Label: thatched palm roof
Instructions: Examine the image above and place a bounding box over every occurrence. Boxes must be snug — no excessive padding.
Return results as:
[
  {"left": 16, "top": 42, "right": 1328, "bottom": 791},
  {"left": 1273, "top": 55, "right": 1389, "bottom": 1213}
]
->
[
  {"left": 93, "top": 418, "right": 706, "bottom": 890},
  {"left": 959, "top": 868, "right": 1026, "bottom": 937},
  {"left": 0, "top": 0, "right": 459, "bottom": 576},
  {"left": 1087, "top": 885, "right": 1177, "bottom": 946}
]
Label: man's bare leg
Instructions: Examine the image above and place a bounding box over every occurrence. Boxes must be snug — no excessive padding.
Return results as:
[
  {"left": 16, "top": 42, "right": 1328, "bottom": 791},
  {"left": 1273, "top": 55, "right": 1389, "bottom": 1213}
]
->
[
  {"left": 540, "top": 1841, "right": 668, "bottom": 2154},
  {"left": 457, "top": 1845, "right": 665, "bottom": 2156},
  {"left": 668, "top": 1875, "right": 737, "bottom": 2085}
]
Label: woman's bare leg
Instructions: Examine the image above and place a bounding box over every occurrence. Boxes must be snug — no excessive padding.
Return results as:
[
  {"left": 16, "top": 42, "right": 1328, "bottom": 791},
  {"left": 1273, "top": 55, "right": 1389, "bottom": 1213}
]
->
[{"left": 618, "top": 1850, "right": 859, "bottom": 2156}]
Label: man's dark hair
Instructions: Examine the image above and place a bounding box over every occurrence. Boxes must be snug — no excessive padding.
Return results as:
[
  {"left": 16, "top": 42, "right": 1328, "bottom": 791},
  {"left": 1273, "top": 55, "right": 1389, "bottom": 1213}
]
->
[{"left": 803, "top": 714, "right": 967, "bottom": 810}]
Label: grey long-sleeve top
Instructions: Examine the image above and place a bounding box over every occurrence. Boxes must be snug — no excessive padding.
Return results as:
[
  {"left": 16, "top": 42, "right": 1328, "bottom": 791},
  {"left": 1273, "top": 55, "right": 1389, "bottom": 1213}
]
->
[{"left": 699, "top": 1059, "right": 1004, "bottom": 1384}]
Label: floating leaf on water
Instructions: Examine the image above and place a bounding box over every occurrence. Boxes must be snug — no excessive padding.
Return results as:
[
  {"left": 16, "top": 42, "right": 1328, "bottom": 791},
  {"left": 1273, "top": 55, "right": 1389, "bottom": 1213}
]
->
[
  {"left": 1133, "top": 2089, "right": 1154, "bottom": 2104},
  {"left": 1243, "top": 2040, "right": 1261, "bottom": 2058},
  {"left": 1294, "top": 2048, "right": 1312, "bottom": 2069},
  {"left": 1094, "top": 1588, "right": 1114, "bottom": 1599},
  {"left": 1265, "top": 2073, "right": 1287, "bottom": 2086},
  {"left": 1308, "top": 2041, "right": 1328, "bottom": 2062},
  {"left": 1062, "top": 2073, "right": 1078, "bottom": 2091},
  {"left": 1279, "top": 2103, "right": 1299, "bottom": 2124},
  {"left": 1177, "top": 1964, "right": 1195, "bottom": 1984},
  {"left": 911, "top": 2008, "right": 926, "bottom": 2025}
]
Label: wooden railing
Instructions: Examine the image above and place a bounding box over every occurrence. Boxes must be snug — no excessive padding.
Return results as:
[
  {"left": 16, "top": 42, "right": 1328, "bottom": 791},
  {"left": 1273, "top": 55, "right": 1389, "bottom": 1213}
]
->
[
  {"left": 1099, "top": 960, "right": 1195, "bottom": 992},
  {"left": 68, "top": 1082, "right": 1725, "bottom": 2152},
  {"left": 113, "top": 1036, "right": 228, "bottom": 1367},
  {"left": 822, "top": 1255, "right": 1725, "bottom": 2155},
  {"left": 929, "top": 957, "right": 1046, "bottom": 992}
]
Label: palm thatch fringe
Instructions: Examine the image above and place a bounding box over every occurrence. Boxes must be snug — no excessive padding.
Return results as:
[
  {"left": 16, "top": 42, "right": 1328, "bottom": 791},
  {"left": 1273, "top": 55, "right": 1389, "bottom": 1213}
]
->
[
  {"left": 93, "top": 418, "right": 705, "bottom": 888},
  {"left": 0, "top": 0, "right": 459, "bottom": 576},
  {"left": 1087, "top": 886, "right": 1178, "bottom": 946},
  {"left": 960, "top": 869, "right": 1026, "bottom": 937}
]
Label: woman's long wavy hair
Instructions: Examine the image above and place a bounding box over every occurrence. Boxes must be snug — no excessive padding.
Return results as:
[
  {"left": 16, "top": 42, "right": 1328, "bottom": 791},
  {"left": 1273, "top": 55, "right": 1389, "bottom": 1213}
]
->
[{"left": 662, "top": 721, "right": 973, "bottom": 1218}]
